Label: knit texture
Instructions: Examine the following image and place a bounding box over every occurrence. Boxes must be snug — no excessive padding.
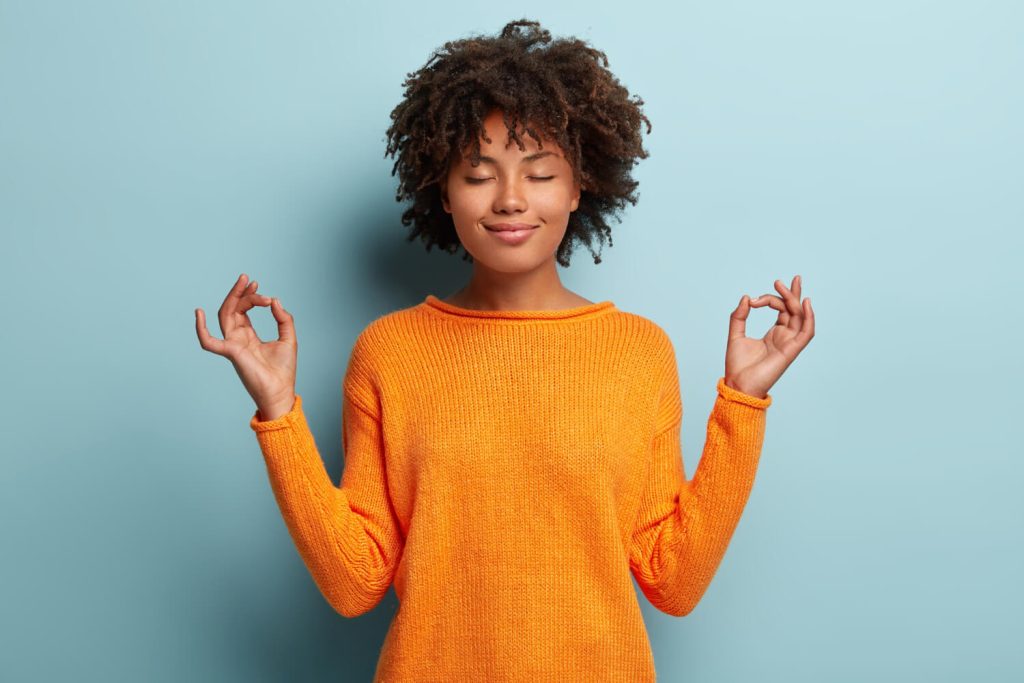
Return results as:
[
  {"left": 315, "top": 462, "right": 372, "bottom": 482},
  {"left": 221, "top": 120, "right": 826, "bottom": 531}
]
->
[{"left": 249, "top": 294, "right": 772, "bottom": 682}]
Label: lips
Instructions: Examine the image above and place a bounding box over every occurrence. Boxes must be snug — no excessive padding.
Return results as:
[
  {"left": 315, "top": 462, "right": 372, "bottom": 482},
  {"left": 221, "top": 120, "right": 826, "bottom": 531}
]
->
[
  {"left": 484, "top": 223, "right": 538, "bottom": 232},
  {"left": 484, "top": 223, "right": 539, "bottom": 245}
]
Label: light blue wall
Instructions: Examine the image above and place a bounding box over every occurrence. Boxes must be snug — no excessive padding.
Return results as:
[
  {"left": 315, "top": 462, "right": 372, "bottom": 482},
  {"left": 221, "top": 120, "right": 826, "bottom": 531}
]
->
[{"left": 2, "top": 1, "right": 1021, "bottom": 680}]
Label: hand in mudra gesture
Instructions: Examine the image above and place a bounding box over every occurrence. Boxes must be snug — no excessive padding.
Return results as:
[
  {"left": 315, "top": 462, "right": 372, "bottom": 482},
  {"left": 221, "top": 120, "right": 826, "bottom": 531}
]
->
[
  {"left": 195, "top": 273, "right": 298, "bottom": 420},
  {"left": 724, "top": 275, "right": 815, "bottom": 399}
]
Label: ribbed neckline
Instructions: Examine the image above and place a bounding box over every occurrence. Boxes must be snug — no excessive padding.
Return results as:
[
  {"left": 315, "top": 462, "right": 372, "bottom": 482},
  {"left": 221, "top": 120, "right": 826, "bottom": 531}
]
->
[{"left": 421, "top": 294, "right": 617, "bottom": 322}]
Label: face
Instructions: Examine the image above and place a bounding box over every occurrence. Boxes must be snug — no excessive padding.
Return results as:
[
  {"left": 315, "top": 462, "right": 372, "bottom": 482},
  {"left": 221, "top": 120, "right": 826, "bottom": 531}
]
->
[{"left": 441, "top": 109, "right": 581, "bottom": 274}]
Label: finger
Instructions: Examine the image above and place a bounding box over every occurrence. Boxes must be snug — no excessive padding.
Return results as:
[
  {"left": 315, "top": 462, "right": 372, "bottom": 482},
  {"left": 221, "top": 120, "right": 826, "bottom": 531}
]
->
[
  {"left": 749, "top": 293, "right": 791, "bottom": 327},
  {"left": 796, "top": 297, "right": 815, "bottom": 346},
  {"left": 804, "top": 297, "right": 814, "bottom": 340},
  {"left": 218, "top": 273, "right": 252, "bottom": 337},
  {"left": 753, "top": 294, "right": 790, "bottom": 331},
  {"left": 227, "top": 282, "right": 260, "bottom": 335},
  {"left": 270, "top": 298, "right": 296, "bottom": 345},
  {"left": 236, "top": 279, "right": 260, "bottom": 315},
  {"left": 195, "top": 307, "right": 230, "bottom": 357},
  {"left": 235, "top": 281, "right": 273, "bottom": 319},
  {"left": 221, "top": 277, "right": 273, "bottom": 337},
  {"left": 728, "top": 295, "right": 752, "bottom": 341},
  {"left": 749, "top": 294, "right": 785, "bottom": 310},
  {"left": 779, "top": 296, "right": 816, "bottom": 357},
  {"left": 769, "top": 279, "right": 800, "bottom": 333},
  {"left": 791, "top": 275, "right": 806, "bottom": 335},
  {"left": 773, "top": 278, "right": 803, "bottom": 323}
]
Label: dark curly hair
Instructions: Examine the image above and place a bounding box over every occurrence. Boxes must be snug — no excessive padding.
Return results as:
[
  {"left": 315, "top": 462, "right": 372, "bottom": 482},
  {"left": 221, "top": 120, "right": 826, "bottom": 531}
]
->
[{"left": 383, "top": 18, "right": 652, "bottom": 267}]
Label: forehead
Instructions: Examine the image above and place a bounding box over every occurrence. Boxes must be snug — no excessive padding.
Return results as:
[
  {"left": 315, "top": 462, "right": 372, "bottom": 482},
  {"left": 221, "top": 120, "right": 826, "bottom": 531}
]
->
[
  {"left": 460, "top": 150, "right": 560, "bottom": 166},
  {"left": 457, "top": 126, "right": 564, "bottom": 165}
]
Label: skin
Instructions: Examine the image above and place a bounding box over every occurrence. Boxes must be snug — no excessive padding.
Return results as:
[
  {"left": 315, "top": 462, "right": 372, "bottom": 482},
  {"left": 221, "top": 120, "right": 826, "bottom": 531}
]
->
[
  {"left": 194, "top": 112, "right": 815, "bottom": 416},
  {"left": 195, "top": 274, "right": 296, "bottom": 420},
  {"left": 728, "top": 275, "right": 815, "bottom": 399},
  {"left": 438, "top": 108, "right": 588, "bottom": 311}
]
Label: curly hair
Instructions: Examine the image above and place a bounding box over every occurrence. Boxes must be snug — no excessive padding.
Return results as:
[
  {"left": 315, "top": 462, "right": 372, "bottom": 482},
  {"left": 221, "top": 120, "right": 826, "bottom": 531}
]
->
[{"left": 383, "top": 18, "right": 652, "bottom": 267}]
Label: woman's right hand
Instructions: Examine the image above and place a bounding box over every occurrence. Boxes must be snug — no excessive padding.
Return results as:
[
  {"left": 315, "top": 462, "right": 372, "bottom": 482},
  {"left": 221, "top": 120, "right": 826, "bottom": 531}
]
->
[{"left": 195, "top": 273, "right": 298, "bottom": 421}]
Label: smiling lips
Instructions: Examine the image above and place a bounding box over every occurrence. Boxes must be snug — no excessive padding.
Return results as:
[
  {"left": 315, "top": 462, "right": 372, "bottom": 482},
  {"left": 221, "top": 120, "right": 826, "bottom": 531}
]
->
[
  {"left": 483, "top": 222, "right": 538, "bottom": 245},
  {"left": 484, "top": 223, "right": 538, "bottom": 232}
]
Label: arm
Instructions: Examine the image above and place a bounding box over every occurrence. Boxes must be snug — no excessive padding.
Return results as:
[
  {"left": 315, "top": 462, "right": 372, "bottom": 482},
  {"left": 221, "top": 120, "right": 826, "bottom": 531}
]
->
[
  {"left": 250, "top": 380, "right": 404, "bottom": 618},
  {"left": 628, "top": 275, "right": 811, "bottom": 616},
  {"left": 628, "top": 370, "right": 771, "bottom": 617}
]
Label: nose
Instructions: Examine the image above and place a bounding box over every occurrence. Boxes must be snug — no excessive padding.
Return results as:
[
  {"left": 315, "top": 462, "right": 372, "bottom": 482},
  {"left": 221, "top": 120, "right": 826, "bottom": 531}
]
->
[{"left": 492, "top": 177, "right": 527, "bottom": 214}]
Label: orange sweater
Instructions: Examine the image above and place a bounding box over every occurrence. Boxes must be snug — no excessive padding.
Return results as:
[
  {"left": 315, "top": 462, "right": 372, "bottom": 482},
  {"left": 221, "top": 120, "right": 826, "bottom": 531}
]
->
[{"left": 249, "top": 294, "right": 772, "bottom": 681}]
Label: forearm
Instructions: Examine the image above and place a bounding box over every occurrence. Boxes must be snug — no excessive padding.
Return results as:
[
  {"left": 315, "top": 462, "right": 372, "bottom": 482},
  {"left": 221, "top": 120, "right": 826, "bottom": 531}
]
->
[
  {"left": 632, "top": 381, "right": 770, "bottom": 616},
  {"left": 672, "top": 392, "right": 768, "bottom": 611},
  {"left": 250, "top": 396, "right": 394, "bottom": 617}
]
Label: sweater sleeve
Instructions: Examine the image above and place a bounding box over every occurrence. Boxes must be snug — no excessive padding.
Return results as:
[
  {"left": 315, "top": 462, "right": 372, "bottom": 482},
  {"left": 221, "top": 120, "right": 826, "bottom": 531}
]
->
[
  {"left": 248, "top": 336, "right": 404, "bottom": 618},
  {"left": 628, "top": 338, "right": 771, "bottom": 617}
]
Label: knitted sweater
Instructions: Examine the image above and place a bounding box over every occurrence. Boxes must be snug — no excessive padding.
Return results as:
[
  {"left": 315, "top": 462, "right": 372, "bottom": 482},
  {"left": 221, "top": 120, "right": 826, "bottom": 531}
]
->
[{"left": 249, "top": 294, "right": 772, "bottom": 682}]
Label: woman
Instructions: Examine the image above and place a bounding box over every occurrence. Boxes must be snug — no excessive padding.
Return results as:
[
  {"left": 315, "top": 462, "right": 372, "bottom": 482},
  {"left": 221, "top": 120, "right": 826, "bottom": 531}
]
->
[{"left": 195, "top": 18, "right": 813, "bottom": 682}]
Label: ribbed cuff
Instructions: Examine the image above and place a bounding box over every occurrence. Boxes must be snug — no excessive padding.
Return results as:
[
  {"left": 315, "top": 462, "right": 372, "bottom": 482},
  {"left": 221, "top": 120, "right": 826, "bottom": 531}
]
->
[
  {"left": 249, "top": 394, "right": 303, "bottom": 432},
  {"left": 716, "top": 377, "right": 772, "bottom": 409}
]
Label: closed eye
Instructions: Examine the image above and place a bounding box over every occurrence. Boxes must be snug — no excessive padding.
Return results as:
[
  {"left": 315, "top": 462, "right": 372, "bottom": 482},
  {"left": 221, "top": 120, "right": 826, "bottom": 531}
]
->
[{"left": 464, "top": 176, "right": 556, "bottom": 184}]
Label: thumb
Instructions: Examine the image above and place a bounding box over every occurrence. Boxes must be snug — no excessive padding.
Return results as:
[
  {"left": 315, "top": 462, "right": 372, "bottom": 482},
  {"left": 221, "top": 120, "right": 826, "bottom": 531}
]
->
[
  {"left": 270, "top": 298, "right": 296, "bottom": 345},
  {"left": 728, "top": 295, "right": 751, "bottom": 342}
]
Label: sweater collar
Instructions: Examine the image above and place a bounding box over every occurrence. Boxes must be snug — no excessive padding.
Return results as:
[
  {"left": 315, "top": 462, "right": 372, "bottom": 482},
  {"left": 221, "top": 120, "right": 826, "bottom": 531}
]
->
[{"left": 421, "top": 294, "right": 617, "bottom": 322}]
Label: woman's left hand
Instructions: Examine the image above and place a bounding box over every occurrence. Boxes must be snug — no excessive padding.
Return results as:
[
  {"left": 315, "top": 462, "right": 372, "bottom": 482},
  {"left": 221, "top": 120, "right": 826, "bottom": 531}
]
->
[{"left": 723, "top": 274, "right": 815, "bottom": 399}]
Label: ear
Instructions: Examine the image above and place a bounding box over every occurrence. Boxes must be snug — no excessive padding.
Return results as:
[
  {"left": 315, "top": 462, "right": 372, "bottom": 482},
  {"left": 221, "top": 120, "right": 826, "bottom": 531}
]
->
[
  {"left": 440, "top": 177, "right": 451, "bottom": 214},
  {"left": 570, "top": 179, "right": 582, "bottom": 213}
]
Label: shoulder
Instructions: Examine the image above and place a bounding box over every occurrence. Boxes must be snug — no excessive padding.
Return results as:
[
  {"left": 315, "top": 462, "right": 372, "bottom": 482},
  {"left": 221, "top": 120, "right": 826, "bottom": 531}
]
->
[
  {"left": 606, "top": 309, "right": 677, "bottom": 360},
  {"left": 343, "top": 305, "right": 421, "bottom": 409},
  {"left": 354, "top": 302, "right": 421, "bottom": 346},
  {"left": 346, "top": 301, "right": 425, "bottom": 369},
  {"left": 604, "top": 310, "right": 681, "bottom": 408}
]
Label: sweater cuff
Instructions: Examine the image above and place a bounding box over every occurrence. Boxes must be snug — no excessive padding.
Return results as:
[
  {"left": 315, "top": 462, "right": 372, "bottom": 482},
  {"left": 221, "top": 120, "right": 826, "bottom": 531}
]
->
[
  {"left": 716, "top": 377, "right": 772, "bottom": 409},
  {"left": 249, "top": 394, "right": 303, "bottom": 432}
]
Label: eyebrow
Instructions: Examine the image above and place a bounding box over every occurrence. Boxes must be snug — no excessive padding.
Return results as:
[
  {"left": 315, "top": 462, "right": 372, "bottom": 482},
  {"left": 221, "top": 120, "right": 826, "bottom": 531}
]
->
[{"left": 471, "top": 151, "right": 558, "bottom": 164}]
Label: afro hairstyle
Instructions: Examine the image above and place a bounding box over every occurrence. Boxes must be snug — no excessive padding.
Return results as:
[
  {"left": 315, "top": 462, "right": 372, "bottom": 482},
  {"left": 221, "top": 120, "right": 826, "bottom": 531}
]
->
[{"left": 383, "top": 18, "right": 652, "bottom": 266}]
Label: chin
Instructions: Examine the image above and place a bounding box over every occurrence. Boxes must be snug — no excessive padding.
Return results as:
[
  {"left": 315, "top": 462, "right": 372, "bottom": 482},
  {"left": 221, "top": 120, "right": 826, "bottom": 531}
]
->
[{"left": 467, "top": 248, "right": 556, "bottom": 273}]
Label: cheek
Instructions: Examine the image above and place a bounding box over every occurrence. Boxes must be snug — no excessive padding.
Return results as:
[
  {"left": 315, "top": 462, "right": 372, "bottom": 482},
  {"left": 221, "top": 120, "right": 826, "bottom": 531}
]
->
[
  {"left": 536, "top": 188, "right": 576, "bottom": 220},
  {"left": 445, "top": 182, "right": 480, "bottom": 213},
  {"left": 446, "top": 196, "right": 487, "bottom": 241},
  {"left": 448, "top": 196, "right": 483, "bottom": 227}
]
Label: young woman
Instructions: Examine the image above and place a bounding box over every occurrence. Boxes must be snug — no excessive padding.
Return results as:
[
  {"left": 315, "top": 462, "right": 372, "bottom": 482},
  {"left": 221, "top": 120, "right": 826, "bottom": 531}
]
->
[{"left": 195, "top": 18, "right": 813, "bottom": 682}]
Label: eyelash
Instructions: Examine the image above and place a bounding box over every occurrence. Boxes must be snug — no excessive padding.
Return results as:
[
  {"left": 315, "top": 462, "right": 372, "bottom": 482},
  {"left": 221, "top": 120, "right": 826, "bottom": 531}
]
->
[{"left": 465, "top": 176, "right": 555, "bottom": 184}]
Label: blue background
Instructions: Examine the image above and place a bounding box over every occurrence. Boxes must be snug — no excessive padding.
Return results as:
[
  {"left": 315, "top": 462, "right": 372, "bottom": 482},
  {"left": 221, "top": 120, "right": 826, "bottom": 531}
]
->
[{"left": 2, "top": 1, "right": 1021, "bottom": 680}]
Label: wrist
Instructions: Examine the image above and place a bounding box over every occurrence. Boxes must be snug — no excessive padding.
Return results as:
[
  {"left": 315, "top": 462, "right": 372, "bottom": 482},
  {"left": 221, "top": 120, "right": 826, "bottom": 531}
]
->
[
  {"left": 257, "top": 394, "right": 296, "bottom": 422},
  {"left": 717, "top": 377, "right": 772, "bottom": 409},
  {"left": 724, "top": 377, "right": 767, "bottom": 400}
]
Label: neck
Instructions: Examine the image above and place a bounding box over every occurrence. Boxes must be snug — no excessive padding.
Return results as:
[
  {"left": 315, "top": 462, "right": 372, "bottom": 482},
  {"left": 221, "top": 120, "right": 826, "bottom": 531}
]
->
[{"left": 448, "top": 261, "right": 579, "bottom": 311}]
